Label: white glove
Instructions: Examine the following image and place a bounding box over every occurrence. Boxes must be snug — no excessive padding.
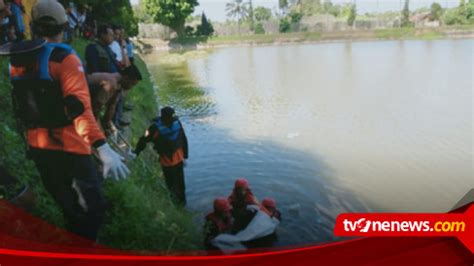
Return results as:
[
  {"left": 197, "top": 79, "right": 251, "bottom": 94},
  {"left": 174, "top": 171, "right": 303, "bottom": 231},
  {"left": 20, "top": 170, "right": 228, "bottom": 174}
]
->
[{"left": 97, "top": 143, "right": 130, "bottom": 181}]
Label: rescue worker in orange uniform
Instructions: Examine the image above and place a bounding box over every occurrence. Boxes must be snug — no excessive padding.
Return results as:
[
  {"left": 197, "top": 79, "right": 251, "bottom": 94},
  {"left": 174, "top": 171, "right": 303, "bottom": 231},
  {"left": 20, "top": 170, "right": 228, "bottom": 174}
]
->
[
  {"left": 262, "top": 198, "right": 282, "bottom": 221},
  {"left": 9, "top": 0, "right": 129, "bottom": 240},
  {"left": 228, "top": 178, "right": 259, "bottom": 232},
  {"left": 134, "top": 106, "right": 189, "bottom": 206},
  {"left": 204, "top": 198, "right": 233, "bottom": 249}
]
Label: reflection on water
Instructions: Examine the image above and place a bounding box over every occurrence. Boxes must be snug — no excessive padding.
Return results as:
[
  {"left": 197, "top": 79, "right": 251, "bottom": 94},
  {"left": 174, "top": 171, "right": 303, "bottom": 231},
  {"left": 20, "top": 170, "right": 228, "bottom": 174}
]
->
[{"left": 147, "top": 40, "right": 473, "bottom": 246}]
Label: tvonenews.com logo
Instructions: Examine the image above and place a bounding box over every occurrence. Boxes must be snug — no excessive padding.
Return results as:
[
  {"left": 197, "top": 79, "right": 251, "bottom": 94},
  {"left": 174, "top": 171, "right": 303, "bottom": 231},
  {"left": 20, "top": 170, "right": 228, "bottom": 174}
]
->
[
  {"left": 342, "top": 218, "right": 466, "bottom": 233},
  {"left": 333, "top": 205, "right": 474, "bottom": 253}
]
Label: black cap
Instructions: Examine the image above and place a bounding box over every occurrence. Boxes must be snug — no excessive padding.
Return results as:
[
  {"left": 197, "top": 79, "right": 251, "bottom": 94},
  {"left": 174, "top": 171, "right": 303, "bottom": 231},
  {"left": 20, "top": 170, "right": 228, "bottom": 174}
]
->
[{"left": 160, "top": 106, "right": 175, "bottom": 120}]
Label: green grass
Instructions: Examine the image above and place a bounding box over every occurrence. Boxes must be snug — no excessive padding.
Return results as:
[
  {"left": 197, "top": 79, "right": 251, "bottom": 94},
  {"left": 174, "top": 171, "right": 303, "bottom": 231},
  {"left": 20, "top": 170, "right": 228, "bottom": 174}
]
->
[
  {"left": 418, "top": 31, "right": 444, "bottom": 40},
  {"left": 0, "top": 39, "right": 202, "bottom": 252},
  {"left": 374, "top": 28, "right": 417, "bottom": 39},
  {"left": 98, "top": 54, "right": 202, "bottom": 252},
  {"left": 449, "top": 24, "right": 474, "bottom": 30},
  {"left": 374, "top": 28, "right": 447, "bottom": 40}
]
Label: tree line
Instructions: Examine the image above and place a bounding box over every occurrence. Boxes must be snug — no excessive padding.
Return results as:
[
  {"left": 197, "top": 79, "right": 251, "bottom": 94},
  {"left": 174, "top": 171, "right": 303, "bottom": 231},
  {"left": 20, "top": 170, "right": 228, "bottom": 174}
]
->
[
  {"left": 133, "top": 0, "right": 474, "bottom": 38},
  {"left": 64, "top": 0, "right": 139, "bottom": 36}
]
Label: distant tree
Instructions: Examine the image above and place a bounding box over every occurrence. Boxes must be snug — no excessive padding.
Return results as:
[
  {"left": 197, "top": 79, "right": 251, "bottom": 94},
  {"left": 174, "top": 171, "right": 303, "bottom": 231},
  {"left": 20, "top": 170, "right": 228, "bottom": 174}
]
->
[
  {"left": 279, "top": 0, "right": 289, "bottom": 14},
  {"left": 133, "top": 2, "right": 154, "bottom": 24},
  {"left": 347, "top": 3, "right": 357, "bottom": 26},
  {"left": 443, "top": 8, "right": 465, "bottom": 25},
  {"left": 186, "top": 14, "right": 202, "bottom": 23},
  {"left": 248, "top": 0, "right": 255, "bottom": 30},
  {"left": 442, "top": 0, "right": 474, "bottom": 25},
  {"left": 401, "top": 0, "right": 411, "bottom": 27},
  {"left": 323, "top": 0, "right": 342, "bottom": 17},
  {"left": 143, "top": 0, "right": 199, "bottom": 37},
  {"left": 323, "top": 0, "right": 333, "bottom": 13},
  {"left": 74, "top": 0, "right": 139, "bottom": 36},
  {"left": 430, "top": 2, "right": 443, "bottom": 21},
  {"left": 291, "top": 10, "right": 304, "bottom": 31},
  {"left": 185, "top": 26, "right": 195, "bottom": 36},
  {"left": 341, "top": 3, "right": 351, "bottom": 16},
  {"left": 226, "top": 0, "right": 250, "bottom": 34},
  {"left": 289, "top": 10, "right": 303, "bottom": 24},
  {"left": 467, "top": 0, "right": 474, "bottom": 21},
  {"left": 254, "top": 7, "right": 272, "bottom": 21},
  {"left": 196, "top": 12, "right": 215, "bottom": 36},
  {"left": 459, "top": 0, "right": 467, "bottom": 17},
  {"left": 329, "top": 6, "right": 342, "bottom": 17}
]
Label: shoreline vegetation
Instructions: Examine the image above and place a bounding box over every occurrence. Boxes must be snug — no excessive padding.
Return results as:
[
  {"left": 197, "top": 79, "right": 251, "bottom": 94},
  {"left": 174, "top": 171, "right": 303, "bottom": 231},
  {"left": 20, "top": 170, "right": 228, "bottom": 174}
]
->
[
  {"left": 0, "top": 39, "right": 203, "bottom": 252},
  {"left": 137, "top": 26, "right": 474, "bottom": 52}
]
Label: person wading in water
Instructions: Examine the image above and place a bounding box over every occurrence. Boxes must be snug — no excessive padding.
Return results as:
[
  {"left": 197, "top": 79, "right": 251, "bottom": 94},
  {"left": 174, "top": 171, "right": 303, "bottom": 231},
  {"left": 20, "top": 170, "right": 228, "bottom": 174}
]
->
[{"left": 134, "top": 106, "right": 189, "bottom": 206}]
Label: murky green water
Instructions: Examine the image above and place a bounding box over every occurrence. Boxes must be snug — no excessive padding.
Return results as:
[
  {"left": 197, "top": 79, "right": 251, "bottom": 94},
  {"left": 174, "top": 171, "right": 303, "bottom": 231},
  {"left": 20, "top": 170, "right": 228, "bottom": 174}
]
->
[{"left": 146, "top": 39, "right": 473, "bottom": 246}]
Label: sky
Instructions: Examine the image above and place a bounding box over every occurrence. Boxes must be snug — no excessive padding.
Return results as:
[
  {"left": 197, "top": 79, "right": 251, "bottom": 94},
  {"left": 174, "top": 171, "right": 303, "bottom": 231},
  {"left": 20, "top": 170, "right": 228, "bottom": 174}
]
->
[{"left": 130, "top": 0, "right": 461, "bottom": 22}]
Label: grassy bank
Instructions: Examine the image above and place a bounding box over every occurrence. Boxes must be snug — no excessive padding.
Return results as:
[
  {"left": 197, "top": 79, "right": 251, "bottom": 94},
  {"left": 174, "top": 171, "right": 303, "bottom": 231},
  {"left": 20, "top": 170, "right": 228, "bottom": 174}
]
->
[
  {"left": 373, "top": 28, "right": 443, "bottom": 39},
  {"left": 0, "top": 39, "right": 202, "bottom": 252},
  {"left": 172, "top": 31, "right": 323, "bottom": 46}
]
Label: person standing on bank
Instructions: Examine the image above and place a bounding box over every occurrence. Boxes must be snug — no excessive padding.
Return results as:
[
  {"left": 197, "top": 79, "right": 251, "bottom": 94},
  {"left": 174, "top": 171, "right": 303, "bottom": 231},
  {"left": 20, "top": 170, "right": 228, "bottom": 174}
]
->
[
  {"left": 134, "top": 107, "right": 189, "bottom": 206},
  {"left": 85, "top": 24, "right": 118, "bottom": 74},
  {"left": 9, "top": 0, "right": 129, "bottom": 240}
]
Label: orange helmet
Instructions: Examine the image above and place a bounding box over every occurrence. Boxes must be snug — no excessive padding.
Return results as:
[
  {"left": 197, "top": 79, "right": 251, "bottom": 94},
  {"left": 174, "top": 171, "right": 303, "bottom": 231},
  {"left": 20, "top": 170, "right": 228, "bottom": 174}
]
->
[
  {"left": 262, "top": 198, "right": 276, "bottom": 209},
  {"left": 214, "top": 197, "right": 232, "bottom": 212},
  {"left": 234, "top": 178, "right": 249, "bottom": 189}
]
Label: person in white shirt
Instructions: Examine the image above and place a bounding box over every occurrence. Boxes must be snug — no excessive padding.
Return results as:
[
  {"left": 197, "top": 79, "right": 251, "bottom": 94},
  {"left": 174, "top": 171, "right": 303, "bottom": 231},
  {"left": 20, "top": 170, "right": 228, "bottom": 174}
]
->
[
  {"left": 65, "top": 2, "right": 78, "bottom": 42},
  {"left": 109, "top": 25, "right": 129, "bottom": 69}
]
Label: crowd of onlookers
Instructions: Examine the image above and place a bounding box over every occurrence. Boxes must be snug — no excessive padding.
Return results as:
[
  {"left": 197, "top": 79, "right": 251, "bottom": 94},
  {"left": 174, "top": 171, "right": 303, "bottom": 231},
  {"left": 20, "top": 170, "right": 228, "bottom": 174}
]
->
[
  {"left": 63, "top": 2, "right": 88, "bottom": 43},
  {"left": 0, "top": 0, "right": 89, "bottom": 43},
  {"left": 1, "top": 0, "right": 281, "bottom": 249},
  {"left": 0, "top": 0, "right": 26, "bottom": 43},
  {"left": 0, "top": 1, "right": 134, "bottom": 49},
  {"left": 0, "top": 0, "right": 137, "bottom": 140},
  {"left": 85, "top": 23, "right": 138, "bottom": 137}
]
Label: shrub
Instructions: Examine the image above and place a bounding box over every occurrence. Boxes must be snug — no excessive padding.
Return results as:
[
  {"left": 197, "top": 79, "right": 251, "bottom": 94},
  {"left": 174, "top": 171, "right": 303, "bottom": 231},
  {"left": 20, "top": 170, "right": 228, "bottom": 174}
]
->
[
  {"left": 430, "top": 2, "right": 443, "bottom": 21},
  {"left": 279, "top": 17, "right": 291, "bottom": 33},
  {"left": 254, "top": 23, "right": 265, "bottom": 34},
  {"left": 347, "top": 4, "right": 357, "bottom": 26},
  {"left": 443, "top": 9, "right": 467, "bottom": 25},
  {"left": 289, "top": 11, "right": 303, "bottom": 24}
]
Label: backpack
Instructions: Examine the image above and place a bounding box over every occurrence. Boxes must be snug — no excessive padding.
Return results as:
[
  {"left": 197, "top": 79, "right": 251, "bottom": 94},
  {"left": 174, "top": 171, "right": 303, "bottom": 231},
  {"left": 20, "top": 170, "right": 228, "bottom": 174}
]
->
[
  {"left": 9, "top": 42, "right": 84, "bottom": 129},
  {"left": 153, "top": 118, "right": 184, "bottom": 158}
]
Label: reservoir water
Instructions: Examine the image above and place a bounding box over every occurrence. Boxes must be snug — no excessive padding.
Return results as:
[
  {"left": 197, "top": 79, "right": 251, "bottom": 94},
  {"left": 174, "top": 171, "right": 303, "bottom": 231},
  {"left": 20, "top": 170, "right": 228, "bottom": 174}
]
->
[{"left": 146, "top": 39, "right": 473, "bottom": 246}]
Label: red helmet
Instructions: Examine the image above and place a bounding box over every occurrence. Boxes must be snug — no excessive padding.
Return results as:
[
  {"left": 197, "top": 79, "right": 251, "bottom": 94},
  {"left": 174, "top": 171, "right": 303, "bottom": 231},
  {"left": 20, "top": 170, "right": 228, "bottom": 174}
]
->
[
  {"left": 214, "top": 198, "right": 232, "bottom": 212},
  {"left": 234, "top": 178, "right": 249, "bottom": 189},
  {"left": 262, "top": 198, "right": 276, "bottom": 209}
]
